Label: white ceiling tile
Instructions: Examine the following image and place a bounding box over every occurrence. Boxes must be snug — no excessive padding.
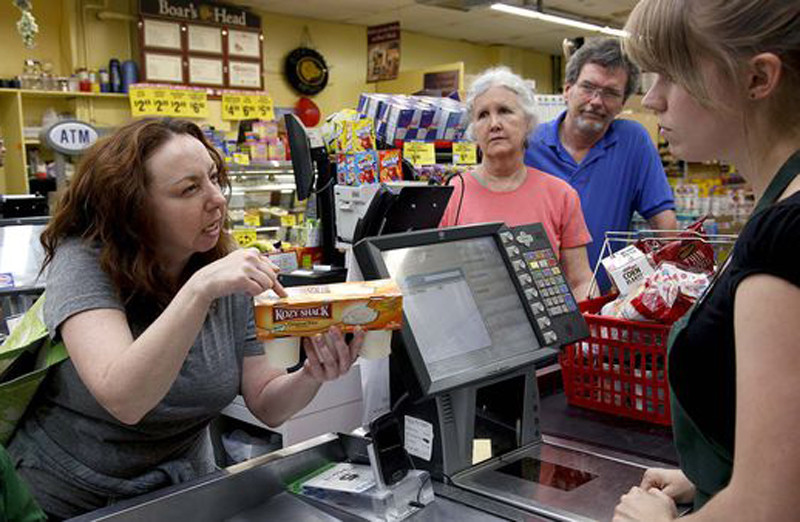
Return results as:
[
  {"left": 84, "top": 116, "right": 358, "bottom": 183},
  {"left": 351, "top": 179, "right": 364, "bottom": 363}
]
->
[{"left": 229, "top": 0, "right": 638, "bottom": 54}]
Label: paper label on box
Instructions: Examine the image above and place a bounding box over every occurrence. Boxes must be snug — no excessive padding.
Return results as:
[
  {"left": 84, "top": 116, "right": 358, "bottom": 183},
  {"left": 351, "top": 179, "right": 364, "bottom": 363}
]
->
[
  {"left": 601, "top": 245, "right": 654, "bottom": 295},
  {"left": 404, "top": 415, "right": 433, "bottom": 461}
]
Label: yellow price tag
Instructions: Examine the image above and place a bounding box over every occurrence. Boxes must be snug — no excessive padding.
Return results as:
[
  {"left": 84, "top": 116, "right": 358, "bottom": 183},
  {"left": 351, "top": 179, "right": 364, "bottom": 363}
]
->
[
  {"left": 452, "top": 142, "right": 477, "bottom": 165},
  {"left": 185, "top": 90, "right": 209, "bottom": 117},
  {"left": 280, "top": 214, "right": 297, "bottom": 227},
  {"left": 402, "top": 141, "right": 436, "bottom": 166},
  {"left": 129, "top": 86, "right": 208, "bottom": 118},
  {"left": 233, "top": 153, "right": 250, "bottom": 165},
  {"left": 222, "top": 93, "right": 274, "bottom": 121},
  {"left": 243, "top": 213, "right": 261, "bottom": 227},
  {"left": 232, "top": 228, "right": 257, "bottom": 247}
]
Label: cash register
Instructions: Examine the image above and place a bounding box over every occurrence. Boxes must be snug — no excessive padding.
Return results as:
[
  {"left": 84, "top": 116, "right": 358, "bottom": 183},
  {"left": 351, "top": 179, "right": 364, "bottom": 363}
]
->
[{"left": 354, "top": 222, "right": 649, "bottom": 521}]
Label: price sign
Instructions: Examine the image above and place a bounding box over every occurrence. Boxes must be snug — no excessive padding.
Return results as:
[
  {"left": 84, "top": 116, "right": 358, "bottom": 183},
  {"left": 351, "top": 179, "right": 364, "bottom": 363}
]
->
[
  {"left": 452, "top": 142, "right": 477, "bottom": 165},
  {"left": 243, "top": 212, "right": 261, "bottom": 227},
  {"left": 232, "top": 228, "right": 257, "bottom": 247},
  {"left": 222, "top": 93, "right": 274, "bottom": 121},
  {"left": 129, "top": 88, "right": 155, "bottom": 116},
  {"left": 129, "top": 86, "right": 208, "bottom": 118},
  {"left": 402, "top": 141, "right": 436, "bottom": 166},
  {"left": 233, "top": 152, "right": 250, "bottom": 165},
  {"left": 185, "top": 90, "right": 209, "bottom": 117},
  {"left": 280, "top": 214, "right": 297, "bottom": 227}
]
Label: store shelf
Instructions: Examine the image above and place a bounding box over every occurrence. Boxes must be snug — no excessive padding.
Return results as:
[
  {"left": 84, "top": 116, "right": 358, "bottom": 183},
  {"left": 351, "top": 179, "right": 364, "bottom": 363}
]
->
[
  {"left": 0, "top": 88, "right": 128, "bottom": 100},
  {"left": 230, "top": 184, "right": 296, "bottom": 194}
]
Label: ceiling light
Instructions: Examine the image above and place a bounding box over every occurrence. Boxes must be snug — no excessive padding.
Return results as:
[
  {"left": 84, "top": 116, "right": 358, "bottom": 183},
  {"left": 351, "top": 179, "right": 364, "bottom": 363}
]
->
[{"left": 490, "top": 3, "right": 628, "bottom": 38}]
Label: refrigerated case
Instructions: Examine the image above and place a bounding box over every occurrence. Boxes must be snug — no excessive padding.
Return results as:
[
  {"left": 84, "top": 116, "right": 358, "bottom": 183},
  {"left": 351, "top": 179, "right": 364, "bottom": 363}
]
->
[{"left": 0, "top": 221, "right": 47, "bottom": 339}]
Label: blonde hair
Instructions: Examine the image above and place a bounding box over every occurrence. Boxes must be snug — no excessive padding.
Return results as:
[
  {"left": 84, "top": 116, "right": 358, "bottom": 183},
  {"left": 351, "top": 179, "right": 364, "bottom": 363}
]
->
[{"left": 623, "top": 0, "right": 800, "bottom": 132}]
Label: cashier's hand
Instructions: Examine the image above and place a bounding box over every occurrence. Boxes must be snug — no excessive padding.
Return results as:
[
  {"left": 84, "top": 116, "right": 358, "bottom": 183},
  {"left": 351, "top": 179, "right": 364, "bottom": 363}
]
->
[
  {"left": 640, "top": 468, "right": 695, "bottom": 505},
  {"left": 613, "top": 486, "right": 677, "bottom": 522},
  {"left": 302, "top": 326, "right": 365, "bottom": 383}
]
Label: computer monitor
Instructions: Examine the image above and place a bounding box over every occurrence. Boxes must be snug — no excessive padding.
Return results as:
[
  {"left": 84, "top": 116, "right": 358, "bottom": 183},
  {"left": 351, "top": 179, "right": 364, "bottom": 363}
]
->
[
  {"left": 354, "top": 223, "right": 553, "bottom": 396},
  {"left": 284, "top": 113, "right": 315, "bottom": 201}
]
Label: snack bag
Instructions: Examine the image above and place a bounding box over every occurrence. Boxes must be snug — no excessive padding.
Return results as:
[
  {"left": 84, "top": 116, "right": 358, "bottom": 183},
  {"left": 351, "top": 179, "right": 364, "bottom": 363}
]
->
[
  {"left": 634, "top": 217, "right": 716, "bottom": 274},
  {"left": 601, "top": 263, "right": 711, "bottom": 324}
]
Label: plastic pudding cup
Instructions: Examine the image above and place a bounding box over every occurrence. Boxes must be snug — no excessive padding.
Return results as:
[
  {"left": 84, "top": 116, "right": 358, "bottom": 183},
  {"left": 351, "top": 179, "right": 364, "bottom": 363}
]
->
[
  {"left": 263, "top": 337, "right": 301, "bottom": 368},
  {"left": 360, "top": 329, "right": 393, "bottom": 359}
]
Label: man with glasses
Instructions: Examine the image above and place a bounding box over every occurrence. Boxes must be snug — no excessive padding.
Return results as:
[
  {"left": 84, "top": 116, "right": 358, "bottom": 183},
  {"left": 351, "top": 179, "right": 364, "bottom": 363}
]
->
[{"left": 525, "top": 38, "right": 677, "bottom": 292}]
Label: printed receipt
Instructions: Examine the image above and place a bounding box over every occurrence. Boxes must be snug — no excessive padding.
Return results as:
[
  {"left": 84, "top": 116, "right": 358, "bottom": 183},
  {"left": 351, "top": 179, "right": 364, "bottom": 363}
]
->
[{"left": 404, "top": 415, "right": 434, "bottom": 461}]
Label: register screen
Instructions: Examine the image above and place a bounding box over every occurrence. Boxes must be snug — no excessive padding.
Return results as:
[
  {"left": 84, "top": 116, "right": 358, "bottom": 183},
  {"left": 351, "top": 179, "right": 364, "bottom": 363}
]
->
[{"left": 381, "top": 236, "right": 540, "bottom": 384}]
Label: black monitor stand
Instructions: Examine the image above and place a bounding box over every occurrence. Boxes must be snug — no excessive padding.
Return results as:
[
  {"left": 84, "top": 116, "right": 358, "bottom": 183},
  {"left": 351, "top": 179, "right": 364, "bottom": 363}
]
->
[{"left": 311, "top": 148, "right": 344, "bottom": 269}]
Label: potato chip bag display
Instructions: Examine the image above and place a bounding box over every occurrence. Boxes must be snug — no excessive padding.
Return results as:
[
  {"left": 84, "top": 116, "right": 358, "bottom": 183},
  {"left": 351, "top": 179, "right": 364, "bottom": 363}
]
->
[{"left": 254, "top": 279, "right": 403, "bottom": 339}]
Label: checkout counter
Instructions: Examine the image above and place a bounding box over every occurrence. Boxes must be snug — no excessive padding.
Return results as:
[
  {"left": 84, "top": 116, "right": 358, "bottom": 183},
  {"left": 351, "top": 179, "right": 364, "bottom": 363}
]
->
[{"left": 68, "top": 222, "right": 678, "bottom": 522}]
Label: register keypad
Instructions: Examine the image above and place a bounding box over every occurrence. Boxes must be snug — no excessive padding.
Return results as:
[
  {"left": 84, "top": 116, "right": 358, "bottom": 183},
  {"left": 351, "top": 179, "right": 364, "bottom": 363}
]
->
[
  {"left": 524, "top": 250, "right": 577, "bottom": 316},
  {"left": 499, "top": 223, "right": 590, "bottom": 348}
]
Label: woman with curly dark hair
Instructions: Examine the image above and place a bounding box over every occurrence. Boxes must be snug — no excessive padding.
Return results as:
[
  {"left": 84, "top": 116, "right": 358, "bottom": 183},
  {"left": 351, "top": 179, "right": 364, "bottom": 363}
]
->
[{"left": 7, "top": 118, "right": 363, "bottom": 519}]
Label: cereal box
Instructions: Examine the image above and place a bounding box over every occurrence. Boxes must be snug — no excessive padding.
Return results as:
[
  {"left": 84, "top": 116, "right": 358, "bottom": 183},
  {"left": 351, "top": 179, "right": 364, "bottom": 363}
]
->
[
  {"left": 355, "top": 150, "right": 378, "bottom": 184},
  {"left": 254, "top": 279, "right": 403, "bottom": 339},
  {"left": 379, "top": 149, "right": 402, "bottom": 182}
]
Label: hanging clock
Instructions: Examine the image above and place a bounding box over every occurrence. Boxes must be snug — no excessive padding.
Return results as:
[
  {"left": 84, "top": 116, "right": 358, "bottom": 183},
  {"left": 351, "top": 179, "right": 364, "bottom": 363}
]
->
[{"left": 284, "top": 47, "right": 329, "bottom": 96}]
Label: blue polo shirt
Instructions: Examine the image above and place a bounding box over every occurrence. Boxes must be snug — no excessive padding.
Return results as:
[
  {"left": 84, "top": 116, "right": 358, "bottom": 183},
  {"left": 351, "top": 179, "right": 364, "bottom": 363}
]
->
[{"left": 525, "top": 111, "right": 675, "bottom": 290}]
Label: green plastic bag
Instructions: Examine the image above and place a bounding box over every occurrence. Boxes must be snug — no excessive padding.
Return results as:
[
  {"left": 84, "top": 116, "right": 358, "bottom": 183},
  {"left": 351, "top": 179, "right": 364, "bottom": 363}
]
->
[{"left": 0, "top": 294, "right": 68, "bottom": 445}]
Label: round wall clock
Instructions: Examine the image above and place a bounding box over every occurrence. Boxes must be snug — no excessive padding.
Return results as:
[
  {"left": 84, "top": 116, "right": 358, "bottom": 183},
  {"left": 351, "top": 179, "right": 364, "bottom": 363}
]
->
[{"left": 284, "top": 47, "right": 329, "bottom": 96}]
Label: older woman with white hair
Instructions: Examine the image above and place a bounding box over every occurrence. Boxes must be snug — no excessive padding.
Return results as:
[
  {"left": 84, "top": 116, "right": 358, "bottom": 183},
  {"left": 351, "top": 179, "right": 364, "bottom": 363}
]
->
[{"left": 440, "top": 66, "right": 593, "bottom": 299}]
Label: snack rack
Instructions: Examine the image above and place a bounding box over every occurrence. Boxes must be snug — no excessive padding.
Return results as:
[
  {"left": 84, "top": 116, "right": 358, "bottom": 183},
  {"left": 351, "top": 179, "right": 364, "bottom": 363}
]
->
[{"left": 561, "top": 229, "right": 738, "bottom": 425}]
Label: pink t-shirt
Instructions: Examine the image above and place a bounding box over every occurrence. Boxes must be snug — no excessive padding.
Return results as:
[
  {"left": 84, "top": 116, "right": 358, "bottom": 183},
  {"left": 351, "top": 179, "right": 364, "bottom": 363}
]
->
[{"left": 439, "top": 167, "right": 592, "bottom": 257}]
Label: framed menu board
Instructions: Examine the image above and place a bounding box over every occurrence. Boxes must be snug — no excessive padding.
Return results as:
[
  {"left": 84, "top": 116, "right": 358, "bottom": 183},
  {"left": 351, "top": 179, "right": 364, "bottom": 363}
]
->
[
  {"left": 138, "top": 1, "right": 263, "bottom": 91},
  {"left": 188, "top": 24, "right": 222, "bottom": 54},
  {"left": 228, "top": 30, "right": 260, "bottom": 58}
]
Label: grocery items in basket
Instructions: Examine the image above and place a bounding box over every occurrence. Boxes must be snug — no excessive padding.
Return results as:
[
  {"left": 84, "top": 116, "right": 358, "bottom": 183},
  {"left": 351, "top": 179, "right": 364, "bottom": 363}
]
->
[
  {"left": 598, "top": 218, "right": 715, "bottom": 324},
  {"left": 600, "top": 263, "right": 711, "bottom": 324}
]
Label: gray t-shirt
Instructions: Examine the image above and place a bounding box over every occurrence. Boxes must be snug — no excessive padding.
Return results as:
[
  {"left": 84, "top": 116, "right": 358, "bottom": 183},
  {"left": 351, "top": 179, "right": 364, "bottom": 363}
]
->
[{"left": 10, "top": 238, "right": 263, "bottom": 495}]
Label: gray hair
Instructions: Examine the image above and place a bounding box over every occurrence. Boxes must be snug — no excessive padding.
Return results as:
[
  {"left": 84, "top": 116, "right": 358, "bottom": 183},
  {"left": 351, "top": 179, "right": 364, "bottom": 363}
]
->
[
  {"left": 465, "top": 66, "right": 537, "bottom": 140},
  {"left": 565, "top": 37, "right": 640, "bottom": 100}
]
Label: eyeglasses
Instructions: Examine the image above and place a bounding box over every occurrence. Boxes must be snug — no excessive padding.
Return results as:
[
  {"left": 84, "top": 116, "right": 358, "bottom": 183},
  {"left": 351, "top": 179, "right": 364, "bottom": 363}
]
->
[{"left": 576, "top": 81, "right": 624, "bottom": 103}]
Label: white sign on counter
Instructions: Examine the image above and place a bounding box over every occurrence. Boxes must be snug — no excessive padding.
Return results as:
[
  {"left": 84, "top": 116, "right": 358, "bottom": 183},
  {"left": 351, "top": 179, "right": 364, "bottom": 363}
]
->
[{"left": 404, "top": 415, "right": 434, "bottom": 461}]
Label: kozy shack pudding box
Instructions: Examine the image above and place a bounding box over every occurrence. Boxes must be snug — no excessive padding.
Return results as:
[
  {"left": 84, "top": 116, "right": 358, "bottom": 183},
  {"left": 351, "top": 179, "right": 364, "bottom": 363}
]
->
[{"left": 254, "top": 279, "right": 403, "bottom": 339}]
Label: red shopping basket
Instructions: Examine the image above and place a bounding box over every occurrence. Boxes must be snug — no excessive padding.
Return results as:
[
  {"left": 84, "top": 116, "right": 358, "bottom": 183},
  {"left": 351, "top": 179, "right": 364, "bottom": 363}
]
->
[{"left": 559, "top": 294, "right": 672, "bottom": 426}]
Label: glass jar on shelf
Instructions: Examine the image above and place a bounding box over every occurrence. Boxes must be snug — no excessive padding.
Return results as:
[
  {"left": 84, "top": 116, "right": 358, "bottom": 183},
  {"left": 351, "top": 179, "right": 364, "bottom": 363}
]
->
[{"left": 20, "top": 59, "right": 42, "bottom": 90}]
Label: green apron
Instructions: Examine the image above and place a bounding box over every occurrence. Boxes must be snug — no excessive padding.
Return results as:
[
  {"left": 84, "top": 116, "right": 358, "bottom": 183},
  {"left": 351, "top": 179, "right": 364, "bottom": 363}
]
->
[{"left": 667, "top": 150, "right": 800, "bottom": 510}]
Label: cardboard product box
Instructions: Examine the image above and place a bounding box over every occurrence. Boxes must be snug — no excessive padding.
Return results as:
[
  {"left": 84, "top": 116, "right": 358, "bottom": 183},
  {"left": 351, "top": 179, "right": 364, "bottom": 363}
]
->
[
  {"left": 378, "top": 150, "right": 402, "bottom": 182},
  {"left": 354, "top": 151, "right": 378, "bottom": 184},
  {"left": 254, "top": 279, "right": 403, "bottom": 339}
]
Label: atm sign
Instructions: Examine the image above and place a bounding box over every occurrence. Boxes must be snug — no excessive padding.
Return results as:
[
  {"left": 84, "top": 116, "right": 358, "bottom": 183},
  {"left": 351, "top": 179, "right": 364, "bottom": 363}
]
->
[{"left": 44, "top": 121, "right": 99, "bottom": 156}]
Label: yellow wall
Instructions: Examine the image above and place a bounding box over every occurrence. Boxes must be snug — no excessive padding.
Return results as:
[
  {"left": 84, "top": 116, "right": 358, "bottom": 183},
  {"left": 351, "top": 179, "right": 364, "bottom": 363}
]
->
[
  {"left": 0, "top": 1, "right": 69, "bottom": 77},
  {"left": 0, "top": 1, "right": 555, "bottom": 120}
]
